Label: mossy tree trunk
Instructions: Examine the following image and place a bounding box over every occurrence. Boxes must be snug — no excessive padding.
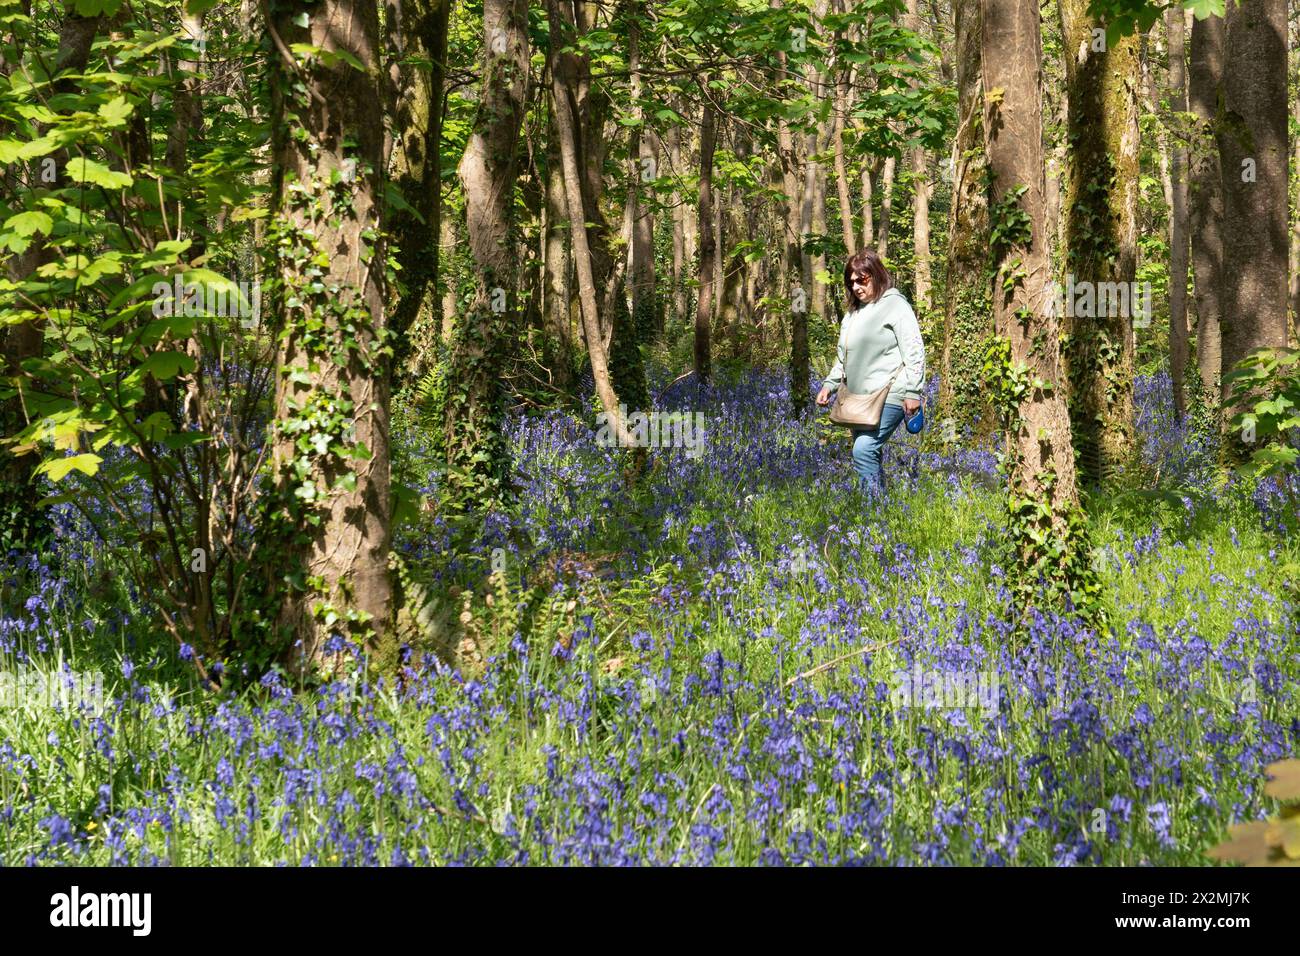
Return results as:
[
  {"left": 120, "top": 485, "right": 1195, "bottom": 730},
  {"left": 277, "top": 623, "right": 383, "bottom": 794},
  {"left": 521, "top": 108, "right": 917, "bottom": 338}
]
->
[
  {"left": 1057, "top": 0, "right": 1139, "bottom": 486},
  {"left": 387, "top": 0, "right": 451, "bottom": 383},
  {"left": 981, "top": 0, "right": 1091, "bottom": 608},
  {"left": 939, "top": 0, "right": 993, "bottom": 445},
  {"left": 442, "top": 0, "right": 530, "bottom": 516}
]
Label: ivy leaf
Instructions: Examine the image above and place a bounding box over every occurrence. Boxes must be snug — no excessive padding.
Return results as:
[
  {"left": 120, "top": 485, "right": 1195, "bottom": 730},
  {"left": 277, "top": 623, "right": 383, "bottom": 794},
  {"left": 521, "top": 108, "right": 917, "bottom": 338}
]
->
[
  {"left": 66, "top": 157, "right": 133, "bottom": 189},
  {"left": 39, "top": 453, "right": 102, "bottom": 482}
]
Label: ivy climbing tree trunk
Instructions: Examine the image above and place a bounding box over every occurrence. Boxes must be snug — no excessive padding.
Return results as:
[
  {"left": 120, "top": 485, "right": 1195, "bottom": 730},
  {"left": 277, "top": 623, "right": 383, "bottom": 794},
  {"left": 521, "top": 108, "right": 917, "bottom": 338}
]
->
[
  {"left": 1057, "top": 0, "right": 1139, "bottom": 486},
  {"left": 981, "top": 0, "right": 1090, "bottom": 611},
  {"left": 441, "top": 0, "right": 529, "bottom": 518},
  {"left": 267, "top": 0, "right": 393, "bottom": 675},
  {"left": 1188, "top": 11, "right": 1224, "bottom": 397},
  {"left": 939, "top": 0, "right": 992, "bottom": 445},
  {"left": 1218, "top": 0, "right": 1289, "bottom": 414}
]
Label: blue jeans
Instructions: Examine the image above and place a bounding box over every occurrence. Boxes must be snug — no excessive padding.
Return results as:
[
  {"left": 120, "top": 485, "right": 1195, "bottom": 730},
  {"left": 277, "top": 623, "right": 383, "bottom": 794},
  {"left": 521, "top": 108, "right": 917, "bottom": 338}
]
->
[{"left": 851, "top": 403, "right": 905, "bottom": 492}]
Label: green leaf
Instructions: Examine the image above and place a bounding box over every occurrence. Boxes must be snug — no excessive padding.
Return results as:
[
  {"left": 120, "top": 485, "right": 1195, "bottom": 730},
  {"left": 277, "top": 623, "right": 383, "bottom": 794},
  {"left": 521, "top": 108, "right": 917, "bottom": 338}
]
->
[
  {"left": 39, "top": 453, "right": 102, "bottom": 482},
  {"left": 97, "top": 95, "right": 134, "bottom": 126},
  {"left": 137, "top": 240, "right": 192, "bottom": 271},
  {"left": 1184, "top": 0, "right": 1225, "bottom": 20},
  {"left": 138, "top": 351, "right": 197, "bottom": 381},
  {"left": 4, "top": 211, "right": 53, "bottom": 237},
  {"left": 66, "top": 157, "right": 133, "bottom": 189}
]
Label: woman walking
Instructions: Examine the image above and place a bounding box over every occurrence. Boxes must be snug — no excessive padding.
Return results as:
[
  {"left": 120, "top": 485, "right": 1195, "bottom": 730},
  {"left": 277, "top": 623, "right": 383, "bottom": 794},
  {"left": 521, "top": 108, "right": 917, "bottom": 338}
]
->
[{"left": 816, "top": 249, "right": 926, "bottom": 493}]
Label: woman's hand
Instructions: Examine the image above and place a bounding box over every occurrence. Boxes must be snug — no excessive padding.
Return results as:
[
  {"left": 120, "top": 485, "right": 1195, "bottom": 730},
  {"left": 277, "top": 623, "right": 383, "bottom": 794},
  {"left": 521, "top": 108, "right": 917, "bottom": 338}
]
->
[
  {"left": 902, "top": 398, "right": 921, "bottom": 416},
  {"left": 816, "top": 385, "right": 833, "bottom": 407}
]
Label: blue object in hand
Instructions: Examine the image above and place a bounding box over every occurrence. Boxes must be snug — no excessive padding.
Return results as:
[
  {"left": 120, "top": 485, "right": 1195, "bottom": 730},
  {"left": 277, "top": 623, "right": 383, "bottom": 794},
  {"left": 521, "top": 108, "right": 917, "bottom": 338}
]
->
[{"left": 905, "top": 405, "right": 924, "bottom": 434}]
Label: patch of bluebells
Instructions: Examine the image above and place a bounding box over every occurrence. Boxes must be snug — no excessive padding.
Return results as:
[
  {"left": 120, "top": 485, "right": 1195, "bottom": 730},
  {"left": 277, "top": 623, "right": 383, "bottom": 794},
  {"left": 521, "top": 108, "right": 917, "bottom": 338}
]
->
[{"left": 2, "top": 368, "right": 1298, "bottom": 865}]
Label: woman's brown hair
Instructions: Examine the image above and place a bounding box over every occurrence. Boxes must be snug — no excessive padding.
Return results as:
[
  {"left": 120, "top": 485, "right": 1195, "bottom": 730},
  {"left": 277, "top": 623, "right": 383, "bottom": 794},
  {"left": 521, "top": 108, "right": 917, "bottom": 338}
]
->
[{"left": 843, "top": 248, "right": 893, "bottom": 308}]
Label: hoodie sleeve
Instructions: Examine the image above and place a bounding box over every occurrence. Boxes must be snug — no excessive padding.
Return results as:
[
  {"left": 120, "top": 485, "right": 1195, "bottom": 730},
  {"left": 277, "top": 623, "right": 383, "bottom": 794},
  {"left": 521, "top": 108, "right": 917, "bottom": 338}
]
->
[
  {"left": 822, "top": 323, "right": 847, "bottom": 392},
  {"left": 889, "top": 298, "right": 926, "bottom": 400}
]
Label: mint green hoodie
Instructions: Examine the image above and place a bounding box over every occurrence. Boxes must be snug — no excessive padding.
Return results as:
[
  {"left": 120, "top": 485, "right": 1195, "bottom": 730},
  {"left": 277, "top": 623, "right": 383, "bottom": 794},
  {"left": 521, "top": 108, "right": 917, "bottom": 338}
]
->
[{"left": 822, "top": 287, "right": 926, "bottom": 405}]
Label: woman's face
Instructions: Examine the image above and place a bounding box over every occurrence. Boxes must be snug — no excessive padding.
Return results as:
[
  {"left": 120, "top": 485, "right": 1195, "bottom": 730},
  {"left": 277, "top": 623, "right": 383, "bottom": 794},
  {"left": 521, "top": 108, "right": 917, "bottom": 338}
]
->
[{"left": 851, "top": 271, "right": 873, "bottom": 304}]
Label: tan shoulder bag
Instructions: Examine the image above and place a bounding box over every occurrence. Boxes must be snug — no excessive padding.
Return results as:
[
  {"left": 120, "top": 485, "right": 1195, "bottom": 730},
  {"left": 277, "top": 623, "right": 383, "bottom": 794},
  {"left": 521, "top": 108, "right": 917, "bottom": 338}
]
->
[{"left": 828, "top": 364, "right": 904, "bottom": 429}]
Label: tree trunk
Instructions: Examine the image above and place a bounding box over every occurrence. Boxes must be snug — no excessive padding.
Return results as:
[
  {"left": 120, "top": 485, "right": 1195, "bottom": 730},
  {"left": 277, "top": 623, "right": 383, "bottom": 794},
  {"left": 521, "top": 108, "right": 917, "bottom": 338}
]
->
[
  {"left": 833, "top": 56, "right": 857, "bottom": 254},
  {"left": 441, "top": 0, "right": 530, "bottom": 518},
  {"left": 1165, "top": 7, "right": 1191, "bottom": 418},
  {"left": 906, "top": 0, "right": 932, "bottom": 316},
  {"left": 1188, "top": 12, "right": 1224, "bottom": 396},
  {"left": 860, "top": 161, "right": 875, "bottom": 249},
  {"left": 980, "top": 0, "right": 1087, "bottom": 601},
  {"left": 721, "top": 199, "right": 747, "bottom": 360},
  {"left": 940, "top": 0, "right": 993, "bottom": 445},
  {"left": 628, "top": 3, "right": 658, "bottom": 341},
  {"left": 267, "top": 0, "right": 393, "bottom": 673},
  {"left": 1291, "top": 26, "right": 1300, "bottom": 341},
  {"left": 1058, "top": 0, "right": 1139, "bottom": 485},
  {"left": 1218, "top": 0, "right": 1289, "bottom": 410},
  {"left": 877, "top": 154, "right": 896, "bottom": 259},
  {"left": 694, "top": 92, "right": 717, "bottom": 383},
  {"left": 547, "top": 0, "right": 635, "bottom": 445},
  {"left": 667, "top": 124, "right": 688, "bottom": 326},
  {"left": 773, "top": 0, "right": 809, "bottom": 412},
  {"left": 713, "top": 172, "right": 725, "bottom": 325},
  {"left": 543, "top": 109, "right": 575, "bottom": 391},
  {"left": 387, "top": 0, "right": 450, "bottom": 384},
  {"left": 439, "top": 209, "right": 459, "bottom": 343}
]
